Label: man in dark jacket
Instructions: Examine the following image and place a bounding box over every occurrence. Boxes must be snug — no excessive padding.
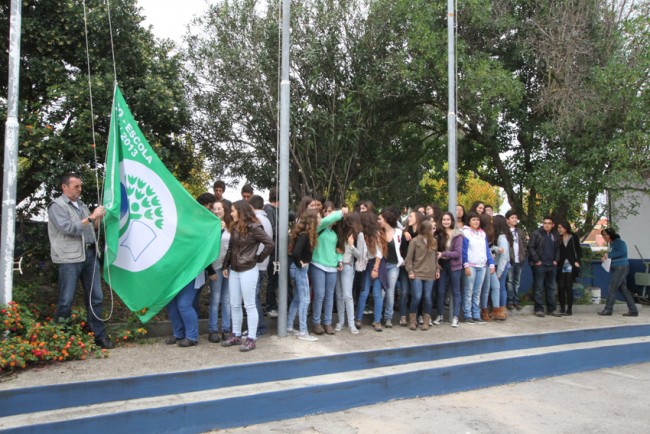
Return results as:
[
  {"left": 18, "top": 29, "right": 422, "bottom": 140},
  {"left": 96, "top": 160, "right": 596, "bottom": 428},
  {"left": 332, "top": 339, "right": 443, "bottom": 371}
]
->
[
  {"left": 528, "top": 216, "right": 561, "bottom": 317},
  {"left": 505, "top": 210, "right": 528, "bottom": 310}
]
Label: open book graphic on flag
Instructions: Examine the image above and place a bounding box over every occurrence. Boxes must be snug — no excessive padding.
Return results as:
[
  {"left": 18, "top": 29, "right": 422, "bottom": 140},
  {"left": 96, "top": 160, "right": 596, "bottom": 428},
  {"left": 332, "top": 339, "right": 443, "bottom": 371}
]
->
[{"left": 103, "top": 86, "right": 221, "bottom": 323}]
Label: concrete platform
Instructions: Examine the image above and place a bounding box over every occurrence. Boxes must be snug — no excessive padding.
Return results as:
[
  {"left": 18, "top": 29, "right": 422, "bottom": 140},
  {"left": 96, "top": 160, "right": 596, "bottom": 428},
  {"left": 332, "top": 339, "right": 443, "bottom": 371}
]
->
[{"left": 0, "top": 306, "right": 648, "bottom": 433}]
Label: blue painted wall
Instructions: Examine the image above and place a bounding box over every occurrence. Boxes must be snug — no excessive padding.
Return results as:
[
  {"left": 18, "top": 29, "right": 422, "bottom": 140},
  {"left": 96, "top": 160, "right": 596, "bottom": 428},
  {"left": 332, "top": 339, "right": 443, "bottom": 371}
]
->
[{"left": 513, "top": 259, "right": 646, "bottom": 301}]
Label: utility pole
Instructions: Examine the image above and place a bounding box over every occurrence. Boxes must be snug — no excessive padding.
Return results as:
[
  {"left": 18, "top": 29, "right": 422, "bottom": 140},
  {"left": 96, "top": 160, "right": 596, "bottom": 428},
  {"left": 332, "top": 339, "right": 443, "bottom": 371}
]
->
[
  {"left": 276, "top": 0, "right": 291, "bottom": 337},
  {"left": 1, "top": 0, "right": 23, "bottom": 305}
]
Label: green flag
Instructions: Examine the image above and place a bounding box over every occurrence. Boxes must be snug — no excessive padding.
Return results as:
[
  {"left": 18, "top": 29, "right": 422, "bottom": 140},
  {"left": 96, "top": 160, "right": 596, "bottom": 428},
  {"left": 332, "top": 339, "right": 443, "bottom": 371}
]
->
[{"left": 103, "top": 86, "right": 221, "bottom": 323}]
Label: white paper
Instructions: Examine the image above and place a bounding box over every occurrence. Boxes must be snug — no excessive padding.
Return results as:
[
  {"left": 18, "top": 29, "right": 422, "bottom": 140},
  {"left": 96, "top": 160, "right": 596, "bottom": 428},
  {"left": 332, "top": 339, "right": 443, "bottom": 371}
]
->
[{"left": 602, "top": 258, "right": 611, "bottom": 272}]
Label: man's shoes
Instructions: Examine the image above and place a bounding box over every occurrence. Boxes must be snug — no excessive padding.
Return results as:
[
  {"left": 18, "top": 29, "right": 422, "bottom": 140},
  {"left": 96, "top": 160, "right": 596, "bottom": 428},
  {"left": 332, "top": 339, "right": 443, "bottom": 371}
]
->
[
  {"left": 266, "top": 309, "right": 279, "bottom": 318},
  {"left": 622, "top": 311, "right": 639, "bottom": 317},
  {"left": 549, "top": 311, "right": 563, "bottom": 317},
  {"left": 164, "top": 336, "right": 179, "bottom": 345},
  {"left": 324, "top": 324, "right": 335, "bottom": 335},
  {"left": 535, "top": 311, "right": 545, "bottom": 317},
  {"left": 506, "top": 303, "right": 514, "bottom": 310},
  {"left": 464, "top": 318, "right": 476, "bottom": 325},
  {"left": 598, "top": 310, "right": 613, "bottom": 316},
  {"left": 208, "top": 332, "right": 221, "bottom": 343},
  {"left": 177, "top": 338, "right": 197, "bottom": 347},
  {"left": 473, "top": 317, "right": 486, "bottom": 324},
  {"left": 372, "top": 322, "right": 383, "bottom": 332},
  {"left": 384, "top": 319, "right": 393, "bottom": 328},
  {"left": 515, "top": 304, "right": 524, "bottom": 311},
  {"left": 451, "top": 316, "right": 459, "bottom": 327},
  {"left": 95, "top": 336, "right": 115, "bottom": 349},
  {"left": 313, "top": 323, "right": 325, "bottom": 335},
  {"left": 298, "top": 333, "right": 318, "bottom": 342}
]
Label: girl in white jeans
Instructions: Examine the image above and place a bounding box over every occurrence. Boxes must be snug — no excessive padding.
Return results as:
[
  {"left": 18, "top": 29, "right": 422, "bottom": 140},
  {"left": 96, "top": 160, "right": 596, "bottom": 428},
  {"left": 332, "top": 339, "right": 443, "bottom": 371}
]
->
[{"left": 221, "top": 200, "right": 274, "bottom": 352}]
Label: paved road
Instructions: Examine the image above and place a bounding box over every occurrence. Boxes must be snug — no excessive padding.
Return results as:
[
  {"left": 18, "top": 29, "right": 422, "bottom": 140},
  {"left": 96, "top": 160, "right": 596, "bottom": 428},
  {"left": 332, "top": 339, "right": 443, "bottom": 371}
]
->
[{"left": 217, "top": 362, "right": 650, "bottom": 434}]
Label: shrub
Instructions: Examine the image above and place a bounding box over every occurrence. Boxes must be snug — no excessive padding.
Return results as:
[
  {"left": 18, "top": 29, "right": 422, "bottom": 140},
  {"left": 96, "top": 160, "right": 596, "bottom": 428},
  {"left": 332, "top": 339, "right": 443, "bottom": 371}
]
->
[{"left": 0, "top": 302, "right": 107, "bottom": 374}]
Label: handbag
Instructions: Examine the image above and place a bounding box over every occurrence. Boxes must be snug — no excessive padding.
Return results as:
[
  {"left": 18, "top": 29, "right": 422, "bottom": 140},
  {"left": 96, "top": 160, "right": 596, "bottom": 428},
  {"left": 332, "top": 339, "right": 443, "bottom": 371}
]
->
[
  {"left": 571, "top": 235, "right": 582, "bottom": 277},
  {"left": 354, "top": 234, "right": 368, "bottom": 272}
]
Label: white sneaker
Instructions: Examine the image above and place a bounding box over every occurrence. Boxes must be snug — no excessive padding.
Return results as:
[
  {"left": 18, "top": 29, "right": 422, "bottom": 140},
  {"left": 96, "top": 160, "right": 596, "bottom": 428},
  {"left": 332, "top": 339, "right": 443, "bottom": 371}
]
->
[
  {"left": 286, "top": 328, "right": 299, "bottom": 336},
  {"left": 349, "top": 326, "right": 359, "bottom": 335},
  {"left": 433, "top": 315, "right": 444, "bottom": 325},
  {"left": 267, "top": 309, "right": 279, "bottom": 318},
  {"left": 451, "top": 316, "right": 459, "bottom": 328},
  {"left": 418, "top": 315, "right": 424, "bottom": 325},
  {"left": 334, "top": 323, "right": 343, "bottom": 332},
  {"left": 298, "top": 333, "right": 318, "bottom": 342}
]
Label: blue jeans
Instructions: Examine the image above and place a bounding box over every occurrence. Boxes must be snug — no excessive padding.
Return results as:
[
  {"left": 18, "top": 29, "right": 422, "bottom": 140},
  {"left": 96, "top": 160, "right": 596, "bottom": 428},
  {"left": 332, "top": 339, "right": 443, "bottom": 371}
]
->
[
  {"left": 481, "top": 269, "right": 500, "bottom": 309},
  {"left": 357, "top": 265, "right": 384, "bottom": 323},
  {"left": 463, "top": 267, "right": 486, "bottom": 319},
  {"left": 208, "top": 269, "right": 231, "bottom": 333},
  {"left": 310, "top": 264, "right": 337, "bottom": 325},
  {"left": 335, "top": 264, "right": 356, "bottom": 327},
  {"left": 167, "top": 278, "right": 200, "bottom": 342},
  {"left": 383, "top": 263, "right": 400, "bottom": 322},
  {"left": 438, "top": 263, "right": 462, "bottom": 317},
  {"left": 410, "top": 278, "right": 434, "bottom": 315},
  {"left": 533, "top": 264, "right": 557, "bottom": 312},
  {"left": 497, "top": 267, "right": 509, "bottom": 307},
  {"left": 265, "top": 253, "right": 278, "bottom": 311},
  {"left": 229, "top": 268, "right": 259, "bottom": 339},
  {"left": 288, "top": 263, "right": 310, "bottom": 334},
  {"left": 255, "top": 270, "right": 267, "bottom": 334},
  {"left": 506, "top": 262, "right": 523, "bottom": 305},
  {"left": 398, "top": 267, "right": 411, "bottom": 317},
  {"left": 603, "top": 265, "right": 638, "bottom": 313},
  {"left": 56, "top": 248, "right": 107, "bottom": 339}
]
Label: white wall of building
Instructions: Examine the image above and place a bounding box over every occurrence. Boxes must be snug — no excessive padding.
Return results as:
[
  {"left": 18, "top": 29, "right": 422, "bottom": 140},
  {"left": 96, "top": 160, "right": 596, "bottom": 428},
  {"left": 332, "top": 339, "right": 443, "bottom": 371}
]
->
[{"left": 614, "top": 190, "right": 650, "bottom": 261}]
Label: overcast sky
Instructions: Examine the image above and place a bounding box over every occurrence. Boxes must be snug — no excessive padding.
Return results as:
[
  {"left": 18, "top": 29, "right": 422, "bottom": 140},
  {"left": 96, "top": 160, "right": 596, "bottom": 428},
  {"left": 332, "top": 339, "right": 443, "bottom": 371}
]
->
[{"left": 138, "top": 0, "right": 208, "bottom": 44}]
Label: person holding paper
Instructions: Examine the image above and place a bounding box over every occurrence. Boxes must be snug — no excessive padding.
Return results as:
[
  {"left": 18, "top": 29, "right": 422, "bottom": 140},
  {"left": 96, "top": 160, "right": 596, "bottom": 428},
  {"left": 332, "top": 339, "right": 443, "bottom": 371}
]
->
[{"left": 598, "top": 228, "right": 639, "bottom": 317}]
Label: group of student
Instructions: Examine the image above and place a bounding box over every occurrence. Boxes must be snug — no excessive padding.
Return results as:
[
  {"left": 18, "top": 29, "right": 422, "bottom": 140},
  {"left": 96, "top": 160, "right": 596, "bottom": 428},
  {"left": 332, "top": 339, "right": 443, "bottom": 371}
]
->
[{"left": 165, "top": 181, "right": 639, "bottom": 352}]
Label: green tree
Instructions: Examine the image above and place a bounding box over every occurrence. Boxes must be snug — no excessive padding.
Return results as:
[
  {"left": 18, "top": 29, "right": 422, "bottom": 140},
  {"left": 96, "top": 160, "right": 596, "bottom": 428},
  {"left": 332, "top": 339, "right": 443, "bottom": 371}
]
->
[
  {"left": 0, "top": 0, "right": 194, "bottom": 216},
  {"left": 184, "top": 0, "right": 435, "bottom": 206}
]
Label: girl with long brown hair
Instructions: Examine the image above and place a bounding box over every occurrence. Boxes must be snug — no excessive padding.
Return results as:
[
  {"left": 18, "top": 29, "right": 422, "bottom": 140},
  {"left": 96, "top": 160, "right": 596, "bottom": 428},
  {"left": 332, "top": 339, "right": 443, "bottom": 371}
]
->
[
  {"left": 356, "top": 212, "right": 387, "bottom": 332},
  {"left": 335, "top": 212, "right": 364, "bottom": 334},
  {"left": 208, "top": 200, "right": 234, "bottom": 343},
  {"left": 404, "top": 220, "right": 440, "bottom": 330},
  {"left": 287, "top": 209, "right": 320, "bottom": 340},
  {"left": 221, "top": 200, "right": 274, "bottom": 352}
]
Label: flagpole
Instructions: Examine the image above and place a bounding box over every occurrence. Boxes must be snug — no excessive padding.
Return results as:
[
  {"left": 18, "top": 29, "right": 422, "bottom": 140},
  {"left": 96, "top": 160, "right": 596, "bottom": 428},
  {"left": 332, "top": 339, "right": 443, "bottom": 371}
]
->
[
  {"left": 447, "top": 0, "right": 458, "bottom": 322},
  {"left": 447, "top": 0, "right": 457, "bottom": 215},
  {"left": 276, "top": 0, "right": 291, "bottom": 337},
  {"left": 0, "top": 0, "right": 23, "bottom": 305}
]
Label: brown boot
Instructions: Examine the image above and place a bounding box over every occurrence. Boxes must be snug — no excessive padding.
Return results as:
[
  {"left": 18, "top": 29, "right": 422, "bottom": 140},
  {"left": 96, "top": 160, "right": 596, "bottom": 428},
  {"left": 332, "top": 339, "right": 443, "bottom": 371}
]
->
[
  {"left": 421, "top": 314, "right": 431, "bottom": 331},
  {"left": 493, "top": 306, "right": 507, "bottom": 321},
  {"left": 481, "top": 308, "right": 492, "bottom": 322},
  {"left": 408, "top": 313, "right": 417, "bottom": 330}
]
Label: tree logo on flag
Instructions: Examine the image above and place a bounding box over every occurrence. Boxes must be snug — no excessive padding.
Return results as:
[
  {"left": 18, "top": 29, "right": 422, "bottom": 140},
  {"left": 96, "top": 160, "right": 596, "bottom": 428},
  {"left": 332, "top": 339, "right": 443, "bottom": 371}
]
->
[{"left": 113, "top": 159, "right": 178, "bottom": 272}]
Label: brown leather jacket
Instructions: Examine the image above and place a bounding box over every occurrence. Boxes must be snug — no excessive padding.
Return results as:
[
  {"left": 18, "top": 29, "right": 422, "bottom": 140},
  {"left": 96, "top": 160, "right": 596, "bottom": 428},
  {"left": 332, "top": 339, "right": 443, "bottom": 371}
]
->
[{"left": 223, "top": 222, "right": 274, "bottom": 272}]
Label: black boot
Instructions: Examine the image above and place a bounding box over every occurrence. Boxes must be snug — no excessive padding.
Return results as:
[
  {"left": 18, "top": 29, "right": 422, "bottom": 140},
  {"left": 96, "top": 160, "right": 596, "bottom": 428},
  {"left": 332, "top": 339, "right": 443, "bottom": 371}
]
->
[
  {"left": 560, "top": 305, "right": 566, "bottom": 315},
  {"left": 566, "top": 306, "right": 572, "bottom": 316}
]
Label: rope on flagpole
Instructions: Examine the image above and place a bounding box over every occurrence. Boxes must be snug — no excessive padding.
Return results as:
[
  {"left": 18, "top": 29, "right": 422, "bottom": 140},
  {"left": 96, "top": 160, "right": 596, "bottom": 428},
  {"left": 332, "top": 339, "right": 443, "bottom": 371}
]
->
[{"left": 82, "top": 0, "right": 114, "bottom": 322}]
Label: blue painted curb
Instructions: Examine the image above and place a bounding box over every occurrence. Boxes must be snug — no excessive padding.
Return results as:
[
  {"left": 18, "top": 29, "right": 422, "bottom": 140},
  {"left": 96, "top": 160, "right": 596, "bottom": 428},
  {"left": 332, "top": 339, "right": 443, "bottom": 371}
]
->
[
  {"left": 1, "top": 324, "right": 649, "bottom": 418},
  {"left": 4, "top": 341, "right": 650, "bottom": 434}
]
